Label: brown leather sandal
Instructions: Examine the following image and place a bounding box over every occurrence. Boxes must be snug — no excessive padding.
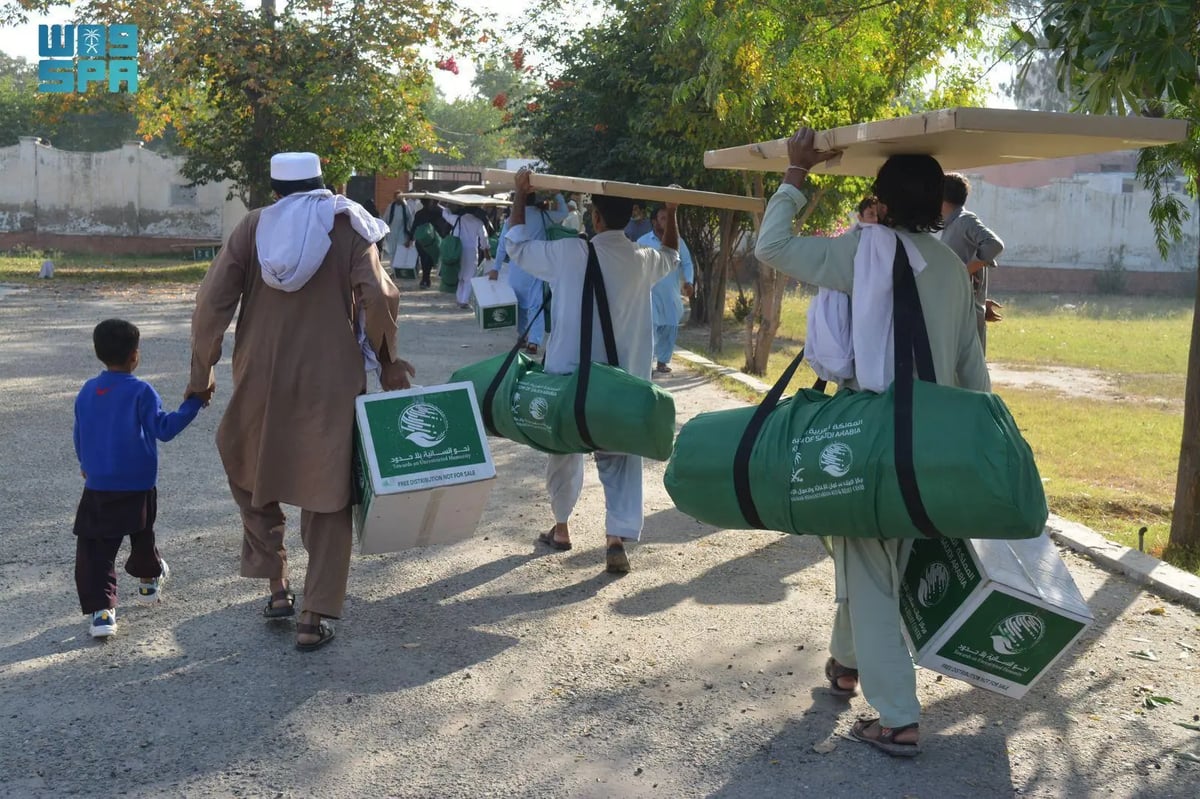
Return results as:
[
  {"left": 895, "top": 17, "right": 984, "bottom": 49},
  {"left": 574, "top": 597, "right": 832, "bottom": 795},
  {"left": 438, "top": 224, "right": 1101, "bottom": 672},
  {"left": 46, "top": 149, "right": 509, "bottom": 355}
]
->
[
  {"left": 849, "top": 717, "right": 921, "bottom": 757},
  {"left": 263, "top": 586, "right": 295, "bottom": 618},
  {"left": 295, "top": 619, "right": 336, "bottom": 652},
  {"left": 824, "top": 657, "right": 859, "bottom": 696}
]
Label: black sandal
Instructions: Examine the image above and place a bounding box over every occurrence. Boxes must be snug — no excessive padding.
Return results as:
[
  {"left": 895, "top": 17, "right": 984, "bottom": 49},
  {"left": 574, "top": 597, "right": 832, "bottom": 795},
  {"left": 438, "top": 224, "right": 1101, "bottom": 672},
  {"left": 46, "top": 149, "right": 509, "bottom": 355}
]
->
[
  {"left": 536, "top": 528, "right": 572, "bottom": 551},
  {"left": 824, "top": 657, "right": 859, "bottom": 697},
  {"left": 849, "top": 718, "right": 921, "bottom": 757},
  {"left": 263, "top": 586, "right": 295, "bottom": 619},
  {"left": 295, "top": 619, "right": 336, "bottom": 652}
]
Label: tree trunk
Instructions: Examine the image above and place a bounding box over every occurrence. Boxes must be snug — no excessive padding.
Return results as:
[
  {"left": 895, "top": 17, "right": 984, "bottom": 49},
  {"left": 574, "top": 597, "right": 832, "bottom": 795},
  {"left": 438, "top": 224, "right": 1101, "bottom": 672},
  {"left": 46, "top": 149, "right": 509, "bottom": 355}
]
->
[
  {"left": 245, "top": 0, "right": 277, "bottom": 209},
  {"left": 741, "top": 182, "right": 825, "bottom": 376},
  {"left": 708, "top": 208, "right": 736, "bottom": 353},
  {"left": 1168, "top": 168, "right": 1200, "bottom": 553}
]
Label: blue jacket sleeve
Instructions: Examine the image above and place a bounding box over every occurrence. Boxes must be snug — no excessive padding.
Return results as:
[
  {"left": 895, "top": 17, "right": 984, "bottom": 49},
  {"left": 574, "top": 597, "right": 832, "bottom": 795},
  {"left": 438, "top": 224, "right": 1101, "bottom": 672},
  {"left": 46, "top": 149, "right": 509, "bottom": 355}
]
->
[
  {"left": 73, "top": 394, "right": 82, "bottom": 464},
  {"left": 138, "top": 385, "right": 203, "bottom": 443}
]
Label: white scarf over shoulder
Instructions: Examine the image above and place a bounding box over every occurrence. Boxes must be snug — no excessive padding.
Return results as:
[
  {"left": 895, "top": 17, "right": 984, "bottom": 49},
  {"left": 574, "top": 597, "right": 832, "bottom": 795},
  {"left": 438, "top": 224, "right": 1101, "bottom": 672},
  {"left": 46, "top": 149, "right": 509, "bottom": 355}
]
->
[
  {"left": 805, "top": 224, "right": 927, "bottom": 393},
  {"left": 255, "top": 189, "right": 390, "bottom": 292}
]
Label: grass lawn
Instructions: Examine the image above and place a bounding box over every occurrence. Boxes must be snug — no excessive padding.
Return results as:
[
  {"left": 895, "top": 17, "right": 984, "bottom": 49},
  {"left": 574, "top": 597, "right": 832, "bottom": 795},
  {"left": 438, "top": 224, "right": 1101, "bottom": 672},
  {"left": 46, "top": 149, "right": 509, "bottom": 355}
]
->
[
  {"left": 0, "top": 253, "right": 210, "bottom": 284},
  {"left": 680, "top": 288, "right": 1197, "bottom": 573}
]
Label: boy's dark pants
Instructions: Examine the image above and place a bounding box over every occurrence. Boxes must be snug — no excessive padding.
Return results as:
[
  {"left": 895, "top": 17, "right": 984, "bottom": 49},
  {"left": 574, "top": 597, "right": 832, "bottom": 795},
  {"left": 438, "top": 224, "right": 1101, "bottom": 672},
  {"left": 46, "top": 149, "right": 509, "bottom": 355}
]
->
[
  {"left": 73, "top": 488, "right": 164, "bottom": 614},
  {"left": 416, "top": 246, "right": 435, "bottom": 282}
]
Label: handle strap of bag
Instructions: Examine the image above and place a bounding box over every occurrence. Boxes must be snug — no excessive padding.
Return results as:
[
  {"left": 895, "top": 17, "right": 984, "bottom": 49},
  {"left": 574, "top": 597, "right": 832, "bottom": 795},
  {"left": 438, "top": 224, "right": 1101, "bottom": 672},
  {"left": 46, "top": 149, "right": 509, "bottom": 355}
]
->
[
  {"left": 574, "top": 242, "right": 619, "bottom": 449},
  {"left": 891, "top": 237, "right": 943, "bottom": 539},
  {"left": 481, "top": 241, "right": 617, "bottom": 441},
  {"left": 730, "top": 235, "right": 942, "bottom": 536}
]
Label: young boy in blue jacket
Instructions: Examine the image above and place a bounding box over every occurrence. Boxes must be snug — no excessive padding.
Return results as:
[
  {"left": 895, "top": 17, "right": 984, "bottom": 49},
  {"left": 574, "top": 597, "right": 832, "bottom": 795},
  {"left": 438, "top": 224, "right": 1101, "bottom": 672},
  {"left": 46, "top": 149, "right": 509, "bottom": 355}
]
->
[{"left": 73, "top": 319, "right": 208, "bottom": 639}]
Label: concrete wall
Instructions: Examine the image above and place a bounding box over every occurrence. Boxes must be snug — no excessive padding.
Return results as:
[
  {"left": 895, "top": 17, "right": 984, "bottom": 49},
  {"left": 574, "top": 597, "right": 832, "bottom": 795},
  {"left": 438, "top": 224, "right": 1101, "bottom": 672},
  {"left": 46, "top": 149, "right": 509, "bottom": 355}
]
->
[
  {"left": 0, "top": 137, "right": 247, "bottom": 254},
  {"left": 963, "top": 171, "right": 1199, "bottom": 275}
]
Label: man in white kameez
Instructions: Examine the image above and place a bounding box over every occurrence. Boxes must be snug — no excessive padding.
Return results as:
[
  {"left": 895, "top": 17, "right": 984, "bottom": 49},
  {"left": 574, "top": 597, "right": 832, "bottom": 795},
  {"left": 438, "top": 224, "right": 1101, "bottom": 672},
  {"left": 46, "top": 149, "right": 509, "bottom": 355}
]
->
[
  {"left": 503, "top": 168, "right": 680, "bottom": 573},
  {"left": 381, "top": 192, "right": 416, "bottom": 276},
  {"left": 442, "top": 205, "right": 489, "bottom": 308},
  {"left": 490, "top": 192, "right": 569, "bottom": 355}
]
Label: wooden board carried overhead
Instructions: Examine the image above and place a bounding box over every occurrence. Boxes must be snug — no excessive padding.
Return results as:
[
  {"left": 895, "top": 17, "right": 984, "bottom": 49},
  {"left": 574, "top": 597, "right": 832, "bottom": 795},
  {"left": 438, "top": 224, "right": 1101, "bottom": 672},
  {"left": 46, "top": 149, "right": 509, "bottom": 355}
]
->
[
  {"left": 703, "top": 108, "right": 1191, "bottom": 177},
  {"left": 481, "top": 168, "right": 764, "bottom": 213},
  {"left": 399, "top": 191, "right": 511, "bottom": 207}
]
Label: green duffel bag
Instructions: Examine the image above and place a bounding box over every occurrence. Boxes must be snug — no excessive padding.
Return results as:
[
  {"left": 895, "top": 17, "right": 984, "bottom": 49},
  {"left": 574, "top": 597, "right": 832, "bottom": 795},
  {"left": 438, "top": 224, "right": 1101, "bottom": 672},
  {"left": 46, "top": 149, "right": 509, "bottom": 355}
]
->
[
  {"left": 664, "top": 242, "right": 1047, "bottom": 540},
  {"left": 413, "top": 222, "right": 441, "bottom": 260},
  {"left": 450, "top": 242, "right": 675, "bottom": 461},
  {"left": 439, "top": 217, "right": 463, "bottom": 293}
]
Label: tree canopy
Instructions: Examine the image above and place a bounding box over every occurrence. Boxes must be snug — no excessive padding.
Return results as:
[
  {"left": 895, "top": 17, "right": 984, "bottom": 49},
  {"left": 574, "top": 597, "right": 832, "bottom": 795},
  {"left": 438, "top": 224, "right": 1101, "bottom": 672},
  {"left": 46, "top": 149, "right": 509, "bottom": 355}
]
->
[{"left": 5, "top": 0, "right": 474, "bottom": 207}]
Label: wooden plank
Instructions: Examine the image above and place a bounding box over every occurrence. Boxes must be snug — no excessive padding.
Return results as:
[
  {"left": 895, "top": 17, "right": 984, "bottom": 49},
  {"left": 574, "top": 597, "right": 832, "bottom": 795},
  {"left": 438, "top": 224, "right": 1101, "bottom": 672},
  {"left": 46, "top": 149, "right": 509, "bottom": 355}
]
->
[
  {"left": 481, "top": 169, "right": 764, "bottom": 213},
  {"left": 703, "top": 107, "right": 1191, "bottom": 177}
]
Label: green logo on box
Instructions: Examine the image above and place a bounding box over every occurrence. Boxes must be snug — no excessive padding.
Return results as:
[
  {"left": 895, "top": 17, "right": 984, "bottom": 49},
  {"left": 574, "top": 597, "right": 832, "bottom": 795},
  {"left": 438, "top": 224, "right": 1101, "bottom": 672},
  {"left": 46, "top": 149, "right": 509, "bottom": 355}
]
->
[
  {"left": 364, "top": 389, "right": 487, "bottom": 479},
  {"left": 901, "top": 538, "right": 983, "bottom": 650},
  {"left": 482, "top": 304, "right": 516, "bottom": 329},
  {"left": 935, "top": 591, "right": 1086, "bottom": 685}
]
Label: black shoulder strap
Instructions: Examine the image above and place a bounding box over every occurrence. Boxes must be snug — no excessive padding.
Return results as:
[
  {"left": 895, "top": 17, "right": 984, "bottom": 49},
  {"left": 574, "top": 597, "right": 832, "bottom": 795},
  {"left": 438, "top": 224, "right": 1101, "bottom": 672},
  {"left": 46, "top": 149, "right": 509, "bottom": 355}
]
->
[
  {"left": 386, "top": 203, "right": 395, "bottom": 225},
  {"left": 574, "top": 242, "right": 618, "bottom": 449},
  {"left": 481, "top": 293, "right": 552, "bottom": 436},
  {"left": 732, "top": 348, "right": 809, "bottom": 528},
  {"left": 892, "top": 237, "right": 942, "bottom": 538}
]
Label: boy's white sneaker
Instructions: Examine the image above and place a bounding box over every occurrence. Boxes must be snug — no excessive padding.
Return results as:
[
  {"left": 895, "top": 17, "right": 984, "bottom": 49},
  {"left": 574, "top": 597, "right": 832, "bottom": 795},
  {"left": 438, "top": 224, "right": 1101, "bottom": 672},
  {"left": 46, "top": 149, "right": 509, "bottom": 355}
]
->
[
  {"left": 137, "top": 560, "right": 170, "bottom": 604},
  {"left": 90, "top": 609, "right": 117, "bottom": 638}
]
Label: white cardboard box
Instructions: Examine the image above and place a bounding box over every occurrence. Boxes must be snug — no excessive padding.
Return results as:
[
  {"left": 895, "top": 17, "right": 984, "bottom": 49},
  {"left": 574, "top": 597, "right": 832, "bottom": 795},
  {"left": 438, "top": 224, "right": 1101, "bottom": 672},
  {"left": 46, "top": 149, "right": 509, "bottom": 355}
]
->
[
  {"left": 899, "top": 534, "right": 1094, "bottom": 699},
  {"left": 353, "top": 383, "right": 495, "bottom": 554},
  {"left": 390, "top": 245, "right": 419, "bottom": 280},
  {"left": 470, "top": 275, "right": 518, "bottom": 331}
]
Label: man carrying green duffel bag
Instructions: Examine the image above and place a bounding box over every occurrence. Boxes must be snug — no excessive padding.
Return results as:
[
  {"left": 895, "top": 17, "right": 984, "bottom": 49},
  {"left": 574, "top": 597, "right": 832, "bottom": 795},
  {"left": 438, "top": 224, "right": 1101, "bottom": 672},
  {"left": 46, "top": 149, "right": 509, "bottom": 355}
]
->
[
  {"left": 409, "top": 197, "right": 451, "bottom": 289},
  {"left": 492, "top": 167, "right": 681, "bottom": 574},
  {"left": 745, "top": 130, "right": 998, "bottom": 758}
]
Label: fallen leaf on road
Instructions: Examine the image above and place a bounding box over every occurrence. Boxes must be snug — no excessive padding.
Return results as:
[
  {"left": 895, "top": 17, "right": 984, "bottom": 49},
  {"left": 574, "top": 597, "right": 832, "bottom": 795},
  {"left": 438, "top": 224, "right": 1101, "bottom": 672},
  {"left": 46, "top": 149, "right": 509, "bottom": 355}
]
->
[
  {"left": 1146, "top": 607, "right": 1166, "bottom": 616},
  {"left": 1129, "top": 650, "right": 1159, "bottom": 661},
  {"left": 1176, "top": 752, "right": 1200, "bottom": 764},
  {"left": 401, "top": 643, "right": 420, "bottom": 649},
  {"left": 1144, "top": 696, "right": 1177, "bottom": 709},
  {"left": 1177, "top": 640, "right": 1197, "bottom": 652},
  {"left": 1175, "top": 722, "right": 1200, "bottom": 732}
]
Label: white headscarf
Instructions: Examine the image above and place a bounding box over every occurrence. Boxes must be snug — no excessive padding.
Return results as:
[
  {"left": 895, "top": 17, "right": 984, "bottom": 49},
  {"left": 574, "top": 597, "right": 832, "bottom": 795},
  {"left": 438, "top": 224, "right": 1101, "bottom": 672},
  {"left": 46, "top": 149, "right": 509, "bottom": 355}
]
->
[{"left": 255, "top": 189, "right": 390, "bottom": 292}]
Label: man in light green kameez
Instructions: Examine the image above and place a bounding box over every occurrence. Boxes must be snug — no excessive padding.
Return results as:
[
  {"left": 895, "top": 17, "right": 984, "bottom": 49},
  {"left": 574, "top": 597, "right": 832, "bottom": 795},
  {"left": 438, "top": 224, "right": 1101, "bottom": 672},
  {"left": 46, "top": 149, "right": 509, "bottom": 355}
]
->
[{"left": 755, "top": 128, "right": 990, "bottom": 757}]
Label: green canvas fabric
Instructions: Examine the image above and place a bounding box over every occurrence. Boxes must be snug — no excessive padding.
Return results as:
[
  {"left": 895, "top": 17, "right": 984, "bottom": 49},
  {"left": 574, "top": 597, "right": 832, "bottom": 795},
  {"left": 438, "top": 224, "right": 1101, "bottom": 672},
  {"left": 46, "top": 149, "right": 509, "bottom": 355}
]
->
[
  {"left": 451, "top": 351, "right": 675, "bottom": 461},
  {"left": 413, "top": 222, "right": 441, "bottom": 260},
  {"left": 664, "top": 381, "right": 1047, "bottom": 539}
]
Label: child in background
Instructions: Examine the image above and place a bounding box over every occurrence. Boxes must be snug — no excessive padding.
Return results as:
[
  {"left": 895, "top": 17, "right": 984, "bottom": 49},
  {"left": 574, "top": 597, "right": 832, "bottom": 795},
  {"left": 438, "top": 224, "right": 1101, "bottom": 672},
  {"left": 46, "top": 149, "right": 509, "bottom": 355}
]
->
[{"left": 73, "top": 319, "right": 209, "bottom": 639}]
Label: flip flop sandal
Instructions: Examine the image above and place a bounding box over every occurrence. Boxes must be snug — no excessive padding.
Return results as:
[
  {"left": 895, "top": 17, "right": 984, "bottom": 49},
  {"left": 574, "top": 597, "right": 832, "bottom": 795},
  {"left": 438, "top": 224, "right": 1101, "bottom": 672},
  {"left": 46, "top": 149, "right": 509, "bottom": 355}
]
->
[
  {"left": 849, "top": 718, "right": 921, "bottom": 758},
  {"left": 263, "top": 587, "right": 296, "bottom": 619},
  {"left": 605, "top": 545, "right": 630, "bottom": 574},
  {"left": 824, "top": 657, "right": 859, "bottom": 697},
  {"left": 295, "top": 620, "right": 336, "bottom": 652},
  {"left": 536, "top": 529, "right": 572, "bottom": 551}
]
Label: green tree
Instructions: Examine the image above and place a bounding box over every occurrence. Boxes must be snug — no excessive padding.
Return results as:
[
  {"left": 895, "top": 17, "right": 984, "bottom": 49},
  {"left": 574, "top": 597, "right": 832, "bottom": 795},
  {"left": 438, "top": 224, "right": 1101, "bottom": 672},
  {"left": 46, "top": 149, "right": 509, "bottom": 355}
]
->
[
  {"left": 0, "top": 51, "right": 36, "bottom": 146},
  {"left": 518, "top": 0, "right": 1000, "bottom": 373},
  {"left": 7, "top": 0, "right": 473, "bottom": 207},
  {"left": 1020, "top": 0, "right": 1200, "bottom": 556},
  {"left": 422, "top": 92, "right": 510, "bottom": 167}
]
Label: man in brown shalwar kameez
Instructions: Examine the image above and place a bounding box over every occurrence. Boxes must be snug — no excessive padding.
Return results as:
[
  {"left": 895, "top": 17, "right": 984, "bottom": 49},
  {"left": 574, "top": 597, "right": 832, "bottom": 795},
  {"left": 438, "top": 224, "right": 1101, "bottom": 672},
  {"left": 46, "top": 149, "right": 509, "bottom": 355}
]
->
[{"left": 187, "top": 152, "right": 415, "bottom": 651}]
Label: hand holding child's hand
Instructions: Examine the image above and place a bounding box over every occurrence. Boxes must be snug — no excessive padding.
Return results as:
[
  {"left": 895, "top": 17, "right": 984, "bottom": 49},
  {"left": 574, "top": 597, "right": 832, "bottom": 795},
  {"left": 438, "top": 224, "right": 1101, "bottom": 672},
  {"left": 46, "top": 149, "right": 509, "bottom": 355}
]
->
[{"left": 187, "top": 385, "right": 215, "bottom": 407}]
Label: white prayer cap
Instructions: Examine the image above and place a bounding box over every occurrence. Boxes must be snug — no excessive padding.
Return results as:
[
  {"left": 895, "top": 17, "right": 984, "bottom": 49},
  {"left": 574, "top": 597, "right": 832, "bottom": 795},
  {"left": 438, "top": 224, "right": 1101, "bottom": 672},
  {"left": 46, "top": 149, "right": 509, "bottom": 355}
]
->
[
  {"left": 567, "top": 200, "right": 577, "bottom": 209},
  {"left": 270, "top": 152, "right": 322, "bottom": 181}
]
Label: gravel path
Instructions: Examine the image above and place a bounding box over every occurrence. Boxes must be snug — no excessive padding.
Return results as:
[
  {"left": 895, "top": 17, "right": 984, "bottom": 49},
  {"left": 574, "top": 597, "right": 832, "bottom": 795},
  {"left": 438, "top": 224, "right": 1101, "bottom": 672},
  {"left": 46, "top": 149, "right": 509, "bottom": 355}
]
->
[{"left": 1, "top": 282, "right": 1198, "bottom": 799}]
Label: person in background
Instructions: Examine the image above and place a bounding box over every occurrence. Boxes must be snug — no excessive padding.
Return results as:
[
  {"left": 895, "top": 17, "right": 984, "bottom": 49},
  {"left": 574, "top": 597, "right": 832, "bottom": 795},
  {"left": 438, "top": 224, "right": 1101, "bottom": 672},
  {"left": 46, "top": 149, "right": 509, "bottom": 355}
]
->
[
  {"left": 382, "top": 191, "right": 415, "bottom": 271},
  {"left": 623, "top": 201, "right": 653, "bottom": 242},
  {"left": 187, "top": 152, "right": 414, "bottom": 652},
  {"left": 561, "top": 200, "right": 584, "bottom": 234},
  {"left": 503, "top": 167, "right": 680, "bottom": 575},
  {"left": 490, "top": 191, "right": 569, "bottom": 355},
  {"left": 73, "top": 319, "right": 208, "bottom": 638},
  {"left": 410, "top": 197, "right": 452, "bottom": 289},
  {"left": 856, "top": 196, "right": 878, "bottom": 226},
  {"left": 442, "top": 204, "right": 490, "bottom": 309},
  {"left": 940, "top": 173, "right": 1004, "bottom": 354},
  {"left": 637, "top": 206, "right": 695, "bottom": 374},
  {"left": 755, "top": 129, "right": 988, "bottom": 758}
]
